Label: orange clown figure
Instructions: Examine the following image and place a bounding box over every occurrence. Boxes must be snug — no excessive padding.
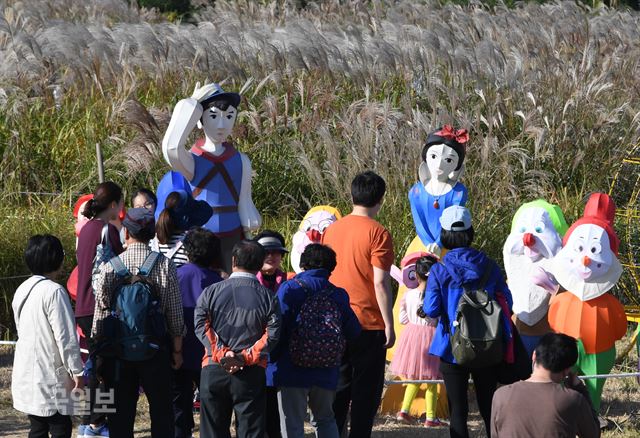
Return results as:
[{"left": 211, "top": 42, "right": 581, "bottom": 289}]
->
[{"left": 539, "top": 193, "right": 627, "bottom": 411}]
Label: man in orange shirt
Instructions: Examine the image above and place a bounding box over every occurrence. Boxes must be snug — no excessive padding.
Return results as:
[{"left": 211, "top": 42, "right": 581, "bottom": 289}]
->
[{"left": 322, "top": 170, "right": 395, "bottom": 438}]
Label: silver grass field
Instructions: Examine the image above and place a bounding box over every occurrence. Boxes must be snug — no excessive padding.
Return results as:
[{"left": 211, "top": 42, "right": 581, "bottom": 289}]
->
[{"left": 0, "top": 0, "right": 640, "bottom": 435}]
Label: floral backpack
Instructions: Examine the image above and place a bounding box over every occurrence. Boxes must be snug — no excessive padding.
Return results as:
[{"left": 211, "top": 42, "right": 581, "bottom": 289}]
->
[{"left": 289, "top": 278, "right": 346, "bottom": 368}]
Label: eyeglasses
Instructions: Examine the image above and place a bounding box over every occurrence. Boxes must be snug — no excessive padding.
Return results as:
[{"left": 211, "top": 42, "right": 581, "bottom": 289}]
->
[{"left": 134, "top": 201, "right": 155, "bottom": 210}]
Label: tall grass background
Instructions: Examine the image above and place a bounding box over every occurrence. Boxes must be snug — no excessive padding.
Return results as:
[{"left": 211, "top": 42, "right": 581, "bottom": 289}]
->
[{"left": 1, "top": 0, "right": 640, "bottom": 337}]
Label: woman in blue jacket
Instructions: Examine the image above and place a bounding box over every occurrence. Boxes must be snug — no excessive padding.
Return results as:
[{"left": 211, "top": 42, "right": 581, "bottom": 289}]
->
[
  {"left": 267, "top": 244, "right": 361, "bottom": 438},
  {"left": 423, "top": 206, "right": 512, "bottom": 438}
]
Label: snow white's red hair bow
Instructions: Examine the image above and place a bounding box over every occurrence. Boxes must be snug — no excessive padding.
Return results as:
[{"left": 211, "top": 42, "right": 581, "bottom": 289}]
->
[{"left": 434, "top": 125, "right": 469, "bottom": 144}]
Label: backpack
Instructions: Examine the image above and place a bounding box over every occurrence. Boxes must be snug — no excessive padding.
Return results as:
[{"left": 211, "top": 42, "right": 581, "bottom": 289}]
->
[
  {"left": 101, "top": 252, "right": 167, "bottom": 361},
  {"left": 91, "top": 224, "right": 115, "bottom": 294},
  {"left": 289, "top": 279, "right": 346, "bottom": 368},
  {"left": 446, "top": 264, "right": 504, "bottom": 368}
]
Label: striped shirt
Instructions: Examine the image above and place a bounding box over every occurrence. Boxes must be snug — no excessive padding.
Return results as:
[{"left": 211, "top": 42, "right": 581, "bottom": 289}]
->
[
  {"left": 92, "top": 242, "right": 186, "bottom": 339},
  {"left": 150, "top": 232, "right": 189, "bottom": 268}
]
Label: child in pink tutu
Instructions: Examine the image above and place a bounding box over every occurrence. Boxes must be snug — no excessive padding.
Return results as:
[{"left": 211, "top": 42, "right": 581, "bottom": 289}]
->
[{"left": 390, "top": 254, "right": 444, "bottom": 427}]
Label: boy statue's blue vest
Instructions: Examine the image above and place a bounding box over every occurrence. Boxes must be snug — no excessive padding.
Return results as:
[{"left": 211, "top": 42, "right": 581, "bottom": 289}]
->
[{"left": 189, "top": 140, "right": 242, "bottom": 235}]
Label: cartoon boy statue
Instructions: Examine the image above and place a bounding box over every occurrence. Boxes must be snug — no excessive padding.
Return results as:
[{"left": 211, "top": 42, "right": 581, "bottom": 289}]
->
[{"left": 160, "top": 83, "right": 261, "bottom": 273}]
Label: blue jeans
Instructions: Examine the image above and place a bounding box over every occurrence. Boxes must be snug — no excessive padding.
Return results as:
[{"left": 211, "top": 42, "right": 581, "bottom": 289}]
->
[{"left": 278, "top": 386, "right": 339, "bottom": 438}]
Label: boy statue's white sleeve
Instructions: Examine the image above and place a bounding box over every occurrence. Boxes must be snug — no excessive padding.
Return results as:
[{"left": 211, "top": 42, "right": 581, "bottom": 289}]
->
[{"left": 162, "top": 98, "right": 201, "bottom": 181}]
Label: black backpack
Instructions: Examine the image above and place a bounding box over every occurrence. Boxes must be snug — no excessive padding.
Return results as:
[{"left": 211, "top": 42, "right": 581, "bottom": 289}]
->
[{"left": 444, "top": 264, "right": 504, "bottom": 368}]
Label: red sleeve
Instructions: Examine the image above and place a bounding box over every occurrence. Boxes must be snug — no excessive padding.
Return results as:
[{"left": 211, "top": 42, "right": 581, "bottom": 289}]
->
[
  {"left": 371, "top": 228, "right": 394, "bottom": 271},
  {"left": 240, "top": 331, "right": 269, "bottom": 367},
  {"left": 204, "top": 320, "right": 230, "bottom": 364}
]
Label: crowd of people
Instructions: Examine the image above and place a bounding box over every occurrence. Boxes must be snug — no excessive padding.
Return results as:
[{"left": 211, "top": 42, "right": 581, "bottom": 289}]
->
[{"left": 11, "top": 170, "right": 601, "bottom": 438}]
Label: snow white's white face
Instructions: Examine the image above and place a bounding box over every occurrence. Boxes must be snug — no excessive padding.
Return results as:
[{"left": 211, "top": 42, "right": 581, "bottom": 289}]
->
[
  {"left": 201, "top": 105, "right": 237, "bottom": 144},
  {"left": 425, "top": 144, "right": 459, "bottom": 181},
  {"left": 558, "top": 224, "right": 614, "bottom": 281}
]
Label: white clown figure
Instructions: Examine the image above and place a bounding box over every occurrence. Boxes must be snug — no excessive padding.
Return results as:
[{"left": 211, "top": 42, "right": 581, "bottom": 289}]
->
[
  {"left": 290, "top": 205, "right": 341, "bottom": 273},
  {"left": 408, "top": 125, "right": 468, "bottom": 255},
  {"left": 540, "top": 193, "right": 627, "bottom": 412},
  {"left": 502, "top": 199, "right": 569, "bottom": 357},
  {"left": 159, "top": 83, "right": 261, "bottom": 273}
]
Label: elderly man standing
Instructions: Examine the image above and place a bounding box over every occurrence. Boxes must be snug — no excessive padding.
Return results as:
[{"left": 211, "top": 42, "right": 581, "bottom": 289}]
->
[
  {"left": 92, "top": 208, "right": 186, "bottom": 438},
  {"left": 195, "top": 240, "right": 282, "bottom": 438}
]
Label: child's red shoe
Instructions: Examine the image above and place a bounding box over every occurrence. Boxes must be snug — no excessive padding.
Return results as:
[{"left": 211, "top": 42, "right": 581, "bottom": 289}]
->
[
  {"left": 395, "top": 411, "right": 414, "bottom": 424},
  {"left": 424, "top": 418, "right": 446, "bottom": 427}
]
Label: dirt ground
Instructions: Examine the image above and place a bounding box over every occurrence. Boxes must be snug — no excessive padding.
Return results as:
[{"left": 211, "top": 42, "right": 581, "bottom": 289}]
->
[{"left": 1, "top": 344, "right": 639, "bottom": 437}]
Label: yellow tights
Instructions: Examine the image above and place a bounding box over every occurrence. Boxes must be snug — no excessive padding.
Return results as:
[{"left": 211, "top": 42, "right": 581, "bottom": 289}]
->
[{"left": 400, "top": 383, "right": 437, "bottom": 419}]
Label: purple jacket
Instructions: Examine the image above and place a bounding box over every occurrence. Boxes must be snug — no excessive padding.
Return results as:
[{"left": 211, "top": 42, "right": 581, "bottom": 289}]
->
[{"left": 177, "top": 263, "right": 223, "bottom": 370}]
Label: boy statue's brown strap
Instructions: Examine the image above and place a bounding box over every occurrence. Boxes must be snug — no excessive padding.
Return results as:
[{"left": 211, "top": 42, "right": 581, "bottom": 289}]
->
[{"left": 192, "top": 161, "right": 240, "bottom": 204}]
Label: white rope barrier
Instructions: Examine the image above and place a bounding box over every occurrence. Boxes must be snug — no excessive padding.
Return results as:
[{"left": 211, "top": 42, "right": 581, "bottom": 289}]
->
[
  {"left": 0, "top": 340, "right": 637, "bottom": 381},
  {"left": 385, "top": 372, "right": 640, "bottom": 385},
  {"left": 0, "top": 274, "right": 32, "bottom": 280},
  {"left": 0, "top": 340, "right": 89, "bottom": 354}
]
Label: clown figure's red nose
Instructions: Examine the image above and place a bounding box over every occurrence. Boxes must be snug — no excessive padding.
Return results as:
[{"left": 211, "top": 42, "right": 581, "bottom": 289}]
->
[
  {"left": 523, "top": 233, "right": 536, "bottom": 248},
  {"left": 306, "top": 229, "right": 322, "bottom": 243}
]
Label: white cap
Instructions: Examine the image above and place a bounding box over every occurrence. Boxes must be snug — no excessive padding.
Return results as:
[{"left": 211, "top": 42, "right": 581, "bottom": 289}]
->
[{"left": 439, "top": 206, "right": 472, "bottom": 231}]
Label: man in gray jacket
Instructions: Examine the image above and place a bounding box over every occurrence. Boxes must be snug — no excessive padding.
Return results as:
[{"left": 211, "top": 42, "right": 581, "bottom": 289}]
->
[{"left": 195, "top": 240, "right": 282, "bottom": 438}]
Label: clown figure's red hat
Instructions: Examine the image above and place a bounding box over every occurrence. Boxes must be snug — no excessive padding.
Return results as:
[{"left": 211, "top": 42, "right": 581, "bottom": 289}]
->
[{"left": 562, "top": 193, "right": 619, "bottom": 256}]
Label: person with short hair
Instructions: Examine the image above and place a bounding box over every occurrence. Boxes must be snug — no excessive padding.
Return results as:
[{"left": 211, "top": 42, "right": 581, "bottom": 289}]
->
[
  {"left": 268, "top": 244, "right": 361, "bottom": 438},
  {"left": 12, "top": 235, "right": 84, "bottom": 438},
  {"left": 173, "top": 228, "right": 224, "bottom": 438},
  {"left": 491, "top": 333, "right": 600, "bottom": 438},
  {"left": 322, "top": 171, "right": 396, "bottom": 437},
  {"left": 423, "top": 205, "right": 513, "bottom": 438},
  {"left": 131, "top": 188, "right": 158, "bottom": 214},
  {"left": 254, "top": 230, "right": 289, "bottom": 438},
  {"left": 92, "top": 208, "right": 186, "bottom": 438},
  {"left": 195, "top": 240, "right": 282, "bottom": 438}
]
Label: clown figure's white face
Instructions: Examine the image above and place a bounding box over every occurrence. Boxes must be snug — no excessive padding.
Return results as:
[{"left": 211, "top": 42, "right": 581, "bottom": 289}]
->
[
  {"left": 506, "top": 207, "right": 563, "bottom": 262},
  {"left": 201, "top": 105, "right": 237, "bottom": 144},
  {"left": 426, "top": 144, "right": 460, "bottom": 182},
  {"left": 559, "top": 224, "right": 614, "bottom": 281}
]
